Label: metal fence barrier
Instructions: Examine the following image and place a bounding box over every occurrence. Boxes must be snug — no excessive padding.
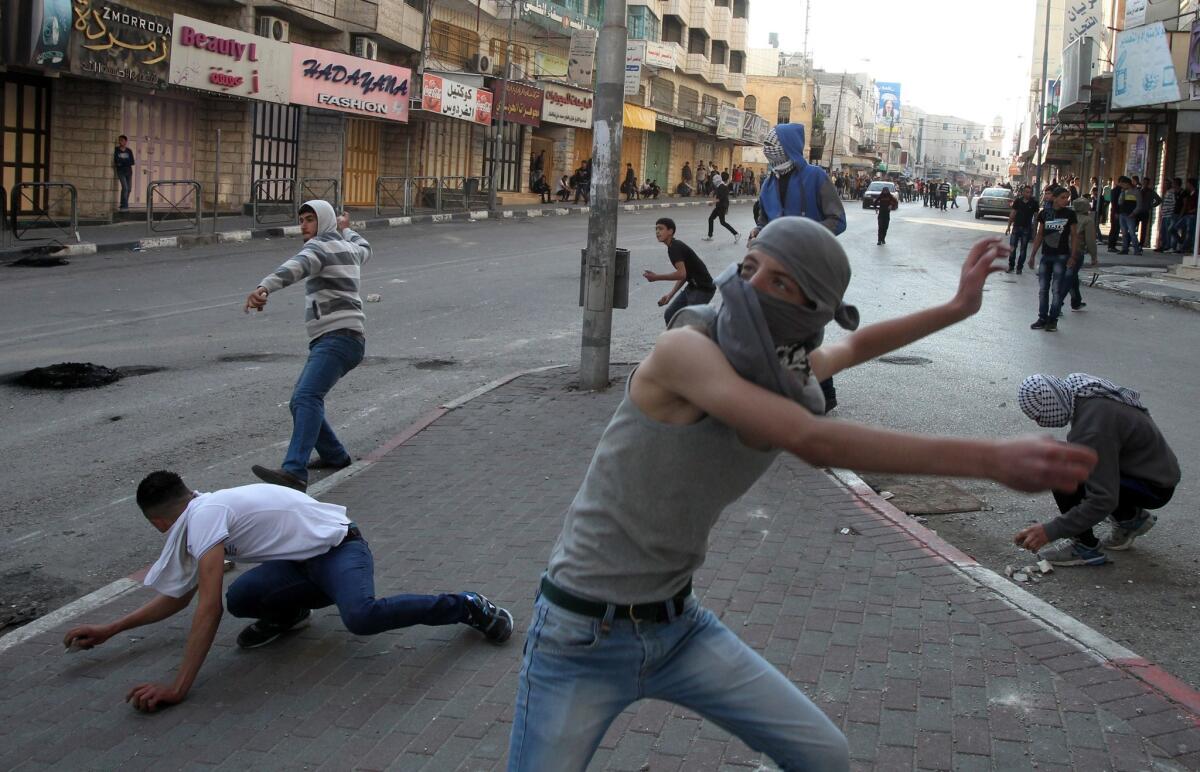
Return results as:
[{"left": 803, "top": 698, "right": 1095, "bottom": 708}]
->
[
  {"left": 252, "top": 177, "right": 297, "bottom": 225},
  {"left": 465, "top": 176, "right": 492, "bottom": 209},
  {"left": 409, "top": 176, "right": 440, "bottom": 214},
  {"left": 375, "top": 176, "right": 410, "bottom": 217},
  {"left": 147, "top": 180, "right": 203, "bottom": 234},
  {"left": 439, "top": 176, "right": 469, "bottom": 212},
  {"left": 300, "top": 177, "right": 341, "bottom": 212},
  {"left": 10, "top": 182, "right": 79, "bottom": 243}
]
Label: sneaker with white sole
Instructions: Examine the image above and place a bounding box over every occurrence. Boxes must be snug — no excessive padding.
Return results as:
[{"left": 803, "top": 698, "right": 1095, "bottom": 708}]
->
[
  {"left": 1038, "top": 539, "right": 1109, "bottom": 567},
  {"left": 1101, "top": 512, "right": 1157, "bottom": 551},
  {"left": 462, "top": 592, "right": 514, "bottom": 644}
]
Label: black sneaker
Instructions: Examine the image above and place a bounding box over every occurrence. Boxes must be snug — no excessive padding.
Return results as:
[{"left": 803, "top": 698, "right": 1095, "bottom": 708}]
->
[
  {"left": 251, "top": 465, "right": 307, "bottom": 492},
  {"left": 307, "top": 456, "right": 353, "bottom": 470},
  {"left": 1044, "top": 319, "right": 1058, "bottom": 331},
  {"left": 1005, "top": 267, "right": 1014, "bottom": 273},
  {"left": 462, "top": 592, "right": 513, "bottom": 644},
  {"left": 1030, "top": 319, "right": 1047, "bottom": 330},
  {"left": 1071, "top": 302, "right": 1087, "bottom": 311},
  {"left": 236, "top": 608, "right": 311, "bottom": 649},
  {"left": 1016, "top": 268, "right": 1023, "bottom": 275}
]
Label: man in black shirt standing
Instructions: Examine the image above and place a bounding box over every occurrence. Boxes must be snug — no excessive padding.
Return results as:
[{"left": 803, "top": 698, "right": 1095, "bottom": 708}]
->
[
  {"left": 643, "top": 217, "right": 717, "bottom": 326},
  {"left": 1028, "top": 188, "right": 1078, "bottom": 332},
  {"left": 1005, "top": 185, "right": 1040, "bottom": 274}
]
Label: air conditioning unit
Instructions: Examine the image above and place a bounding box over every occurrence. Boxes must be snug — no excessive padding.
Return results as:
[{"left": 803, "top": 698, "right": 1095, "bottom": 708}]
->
[
  {"left": 352, "top": 36, "right": 378, "bottom": 60},
  {"left": 257, "top": 15, "right": 289, "bottom": 42},
  {"left": 467, "top": 53, "right": 492, "bottom": 75}
]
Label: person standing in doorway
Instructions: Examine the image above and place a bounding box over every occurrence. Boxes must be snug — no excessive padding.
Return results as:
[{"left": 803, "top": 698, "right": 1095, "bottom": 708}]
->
[
  {"left": 876, "top": 185, "right": 897, "bottom": 245},
  {"left": 643, "top": 217, "right": 716, "bottom": 326},
  {"left": 1134, "top": 176, "right": 1161, "bottom": 250},
  {"left": 244, "top": 201, "right": 370, "bottom": 492},
  {"left": 1114, "top": 176, "right": 1141, "bottom": 255},
  {"left": 622, "top": 163, "right": 638, "bottom": 202},
  {"left": 703, "top": 172, "right": 739, "bottom": 243},
  {"left": 1156, "top": 178, "right": 1180, "bottom": 253},
  {"left": 113, "top": 135, "right": 135, "bottom": 211},
  {"left": 680, "top": 162, "right": 693, "bottom": 196}
]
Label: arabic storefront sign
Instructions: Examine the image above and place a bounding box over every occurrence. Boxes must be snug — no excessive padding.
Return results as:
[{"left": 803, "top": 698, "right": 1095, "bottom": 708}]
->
[
  {"left": 422, "top": 73, "right": 493, "bottom": 125},
  {"left": 568, "top": 29, "right": 596, "bottom": 86},
  {"left": 1124, "top": 0, "right": 1147, "bottom": 28},
  {"left": 291, "top": 44, "right": 410, "bottom": 121},
  {"left": 536, "top": 51, "right": 568, "bottom": 78},
  {"left": 643, "top": 41, "right": 675, "bottom": 70},
  {"left": 624, "top": 41, "right": 643, "bottom": 97},
  {"left": 169, "top": 14, "right": 290, "bottom": 103},
  {"left": 741, "top": 112, "right": 770, "bottom": 144},
  {"left": 716, "top": 105, "right": 742, "bottom": 139},
  {"left": 654, "top": 111, "right": 710, "bottom": 133},
  {"left": 1063, "top": 0, "right": 1102, "bottom": 48},
  {"left": 29, "top": 0, "right": 73, "bottom": 68},
  {"left": 70, "top": 0, "right": 171, "bottom": 88},
  {"left": 541, "top": 82, "right": 592, "bottom": 128},
  {"left": 1113, "top": 22, "right": 1181, "bottom": 108},
  {"left": 487, "top": 80, "right": 542, "bottom": 126}
]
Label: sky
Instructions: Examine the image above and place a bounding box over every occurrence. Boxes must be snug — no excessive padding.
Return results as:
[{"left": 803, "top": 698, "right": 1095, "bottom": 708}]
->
[{"left": 749, "top": 0, "right": 1036, "bottom": 134}]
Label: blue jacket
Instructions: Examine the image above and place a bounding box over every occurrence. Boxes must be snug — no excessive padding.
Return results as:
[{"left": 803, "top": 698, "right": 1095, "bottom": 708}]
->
[{"left": 757, "top": 124, "right": 846, "bottom": 235}]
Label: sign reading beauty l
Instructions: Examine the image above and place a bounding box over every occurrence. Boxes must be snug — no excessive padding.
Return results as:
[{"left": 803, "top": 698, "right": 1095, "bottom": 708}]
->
[
  {"left": 168, "top": 14, "right": 290, "bottom": 103},
  {"left": 291, "top": 43, "right": 411, "bottom": 121}
]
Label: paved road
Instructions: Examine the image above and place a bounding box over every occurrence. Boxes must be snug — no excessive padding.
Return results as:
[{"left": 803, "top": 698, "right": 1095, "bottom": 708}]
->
[{"left": 3, "top": 199, "right": 1199, "bottom": 690}]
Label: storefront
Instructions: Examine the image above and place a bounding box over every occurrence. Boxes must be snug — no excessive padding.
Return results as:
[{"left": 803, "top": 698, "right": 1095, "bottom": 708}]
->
[
  {"left": 620, "top": 103, "right": 656, "bottom": 184},
  {"left": 419, "top": 72, "right": 492, "bottom": 181},
  {"left": 486, "top": 80, "right": 543, "bottom": 193},
  {"left": 541, "top": 82, "right": 593, "bottom": 173},
  {"left": 0, "top": 73, "right": 52, "bottom": 202}
]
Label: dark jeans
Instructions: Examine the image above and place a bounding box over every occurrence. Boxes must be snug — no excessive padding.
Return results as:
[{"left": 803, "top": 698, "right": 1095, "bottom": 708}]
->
[
  {"left": 1059, "top": 262, "right": 1083, "bottom": 309},
  {"left": 1009, "top": 225, "right": 1031, "bottom": 270},
  {"left": 1053, "top": 478, "right": 1175, "bottom": 547},
  {"left": 116, "top": 167, "right": 132, "bottom": 209},
  {"left": 708, "top": 205, "right": 737, "bottom": 237},
  {"left": 1036, "top": 254, "right": 1067, "bottom": 322},
  {"left": 877, "top": 213, "right": 890, "bottom": 243},
  {"left": 283, "top": 331, "right": 365, "bottom": 482},
  {"left": 662, "top": 286, "right": 715, "bottom": 326},
  {"left": 225, "top": 534, "right": 467, "bottom": 634}
]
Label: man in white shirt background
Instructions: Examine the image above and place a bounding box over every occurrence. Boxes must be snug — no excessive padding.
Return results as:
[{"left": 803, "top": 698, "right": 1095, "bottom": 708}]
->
[{"left": 63, "top": 471, "right": 513, "bottom": 712}]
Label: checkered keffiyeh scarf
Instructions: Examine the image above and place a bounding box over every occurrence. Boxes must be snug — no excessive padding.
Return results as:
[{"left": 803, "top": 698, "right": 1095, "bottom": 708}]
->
[
  {"left": 763, "top": 128, "right": 795, "bottom": 177},
  {"left": 1018, "top": 373, "right": 1146, "bottom": 427}
]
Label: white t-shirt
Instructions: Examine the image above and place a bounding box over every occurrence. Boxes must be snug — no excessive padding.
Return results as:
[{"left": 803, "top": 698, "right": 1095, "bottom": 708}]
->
[{"left": 144, "top": 484, "right": 351, "bottom": 598}]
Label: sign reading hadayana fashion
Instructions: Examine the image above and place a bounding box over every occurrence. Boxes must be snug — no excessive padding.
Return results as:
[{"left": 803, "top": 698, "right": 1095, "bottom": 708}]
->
[
  {"left": 70, "top": 0, "right": 171, "bottom": 88},
  {"left": 422, "top": 73, "right": 493, "bottom": 125},
  {"left": 291, "top": 43, "right": 411, "bottom": 121},
  {"left": 541, "top": 82, "right": 592, "bottom": 128},
  {"left": 168, "top": 14, "right": 290, "bottom": 103}
]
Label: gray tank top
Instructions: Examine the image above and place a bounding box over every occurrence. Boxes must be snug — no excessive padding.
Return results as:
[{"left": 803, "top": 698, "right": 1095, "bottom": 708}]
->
[{"left": 546, "top": 370, "right": 779, "bottom": 604}]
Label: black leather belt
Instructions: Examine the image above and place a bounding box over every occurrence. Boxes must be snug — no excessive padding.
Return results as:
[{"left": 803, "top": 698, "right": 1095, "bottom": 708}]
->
[
  {"left": 539, "top": 575, "right": 691, "bottom": 623},
  {"left": 340, "top": 525, "right": 363, "bottom": 545}
]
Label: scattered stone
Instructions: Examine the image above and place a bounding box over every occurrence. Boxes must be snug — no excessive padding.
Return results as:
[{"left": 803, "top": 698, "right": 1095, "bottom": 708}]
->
[
  {"left": 1037, "top": 559, "right": 1053, "bottom": 574},
  {"left": 880, "top": 490, "right": 894, "bottom": 500},
  {"left": 1013, "top": 571, "right": 1030, "bottom": 582},
  {"left": 1004, "top": 565, "right": 1016, "bottom": 578},
  {"left": 366, "top": 293, "right": 382, "bottom": 302}
]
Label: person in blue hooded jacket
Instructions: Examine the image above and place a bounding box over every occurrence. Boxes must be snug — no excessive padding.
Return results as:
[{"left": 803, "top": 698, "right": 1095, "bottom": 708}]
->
[{"left": 751, "top": 124, "right": 847, "bottom": 410}]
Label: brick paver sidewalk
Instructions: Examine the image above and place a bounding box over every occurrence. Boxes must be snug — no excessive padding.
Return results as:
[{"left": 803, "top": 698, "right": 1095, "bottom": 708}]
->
[{"left": 2, "top": 367, "right": 1199, "bottom": 771}]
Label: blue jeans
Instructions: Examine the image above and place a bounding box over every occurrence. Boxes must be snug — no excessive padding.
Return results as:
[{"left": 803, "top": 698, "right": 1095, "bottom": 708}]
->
[
  {"left": 1119, "top": 214, "right": 1141, "bottom": 253},
  {"left": 1009, "top": 225, "right": 1031, "bottom": 270},
  {"left": 283, "top": 331, "right": 364, "bottom": 481},
  {"left": 1059, "top": 261, "right": 1083, "bottom": 309},
  {"left": 116, "top": 167, "right": 132, "bottom": 209},
  {"left": 225, "top": 534, "right": 467, "bottom": 635},
  {"left": 1160, "top": 214, "right": 1176, "bottom": 251},
  {"left": 1174, "top": 214, "right": 1194, "bottom": 251},
  {"left": 508, "top": 594, "right": 849, "bottom": 772},
  {"left": 1037, "top": 254, "right": 1067, "bottom": 321},
  {"left": 662, "top": 286, "right": 715, "bottom": 326}
]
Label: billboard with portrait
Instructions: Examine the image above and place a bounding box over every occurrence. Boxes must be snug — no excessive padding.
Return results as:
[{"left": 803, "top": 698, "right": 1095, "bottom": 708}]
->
[{"left": 876, "top": 81, "right": 901, "bottom": 126}]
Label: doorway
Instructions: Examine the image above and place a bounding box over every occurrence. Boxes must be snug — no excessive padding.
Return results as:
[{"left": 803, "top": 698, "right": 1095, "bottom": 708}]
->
[
  {"left": 531, "top": 135, "right": 556, "bottom": 193},
  {"left": 1, "top": 73, "right": 52, "bottom": 205},
  {"left": 121, "top": 92, "right": 195, "bottom": 208},
  {"left": 344, "top": 118, "right": 380, "bottom": 207},
  {"left": 645, "top": 132, "right": 671, "bottom": 191}
]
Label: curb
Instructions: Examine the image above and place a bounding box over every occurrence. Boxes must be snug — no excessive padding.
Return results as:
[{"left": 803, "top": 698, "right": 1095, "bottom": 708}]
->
[
  {"left": 3, "top": 198, "right": 751, "bottom": 260},
  {"left": 827, "top": 467, "right": 1200, "bottom": 718},
  {"left": 0, "top": 363, "right": 569, "bottom": 657},
  {"left": 1091, "top": 276, "right": 1200, "bottom": 313}
]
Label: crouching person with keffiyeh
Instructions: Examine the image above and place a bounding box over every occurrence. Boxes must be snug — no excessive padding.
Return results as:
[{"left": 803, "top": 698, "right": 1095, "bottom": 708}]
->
[{"left": 1014, "top": 374, "right": 1181, "bottom": 566}]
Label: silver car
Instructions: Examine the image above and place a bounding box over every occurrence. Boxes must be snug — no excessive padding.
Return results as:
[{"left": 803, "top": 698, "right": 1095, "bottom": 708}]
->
[
  {"left": 975, "top": 187, "right": 1015, "bottom": 220},
  {"left": 862, "top": 181, "right": 898, "bottom": 209}
]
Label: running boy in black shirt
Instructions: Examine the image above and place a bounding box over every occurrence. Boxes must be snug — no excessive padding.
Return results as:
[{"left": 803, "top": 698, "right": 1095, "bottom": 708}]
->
[
  {"left": 643, "top": 217, "right": 717, "bottom": 326},
  {"left": 1028, "top": 187, "right": 1078, "bottom": 331}
]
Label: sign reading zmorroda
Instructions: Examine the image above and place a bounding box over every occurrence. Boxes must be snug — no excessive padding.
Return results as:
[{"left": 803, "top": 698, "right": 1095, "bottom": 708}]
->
[
  {"left": 169, "top": 14, "right": 290, "bottom": 103},
  {"left": 291, "top": 43, "right": 411, "bottom": 121},
  {"left": 541, "top": 82, "right": 593, "bottom": 128}
]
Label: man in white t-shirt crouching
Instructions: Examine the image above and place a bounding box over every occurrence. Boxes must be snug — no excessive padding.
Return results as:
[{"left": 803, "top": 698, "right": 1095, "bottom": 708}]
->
[{"left": 64, "top": 471, "right": 514, "bottom": 712}]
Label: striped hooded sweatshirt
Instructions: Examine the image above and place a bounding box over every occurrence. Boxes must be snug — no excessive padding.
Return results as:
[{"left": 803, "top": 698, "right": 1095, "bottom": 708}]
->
[{"left": 259, "top": 200, "right": 371, "bottom": 341}]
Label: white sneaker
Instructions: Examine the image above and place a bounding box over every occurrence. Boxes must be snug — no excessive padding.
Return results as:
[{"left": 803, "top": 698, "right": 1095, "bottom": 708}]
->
[
  {"left": 701, "top": 236, "right": 714, "bottom": 241},
  {"left": 732, "top": 234, "right": 740, "bottom": 244}
]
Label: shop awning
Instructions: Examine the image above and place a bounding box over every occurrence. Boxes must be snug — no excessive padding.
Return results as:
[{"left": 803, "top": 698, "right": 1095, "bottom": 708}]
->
[{"left": 623, "top": 103, "right": 657, "bottom": 131}]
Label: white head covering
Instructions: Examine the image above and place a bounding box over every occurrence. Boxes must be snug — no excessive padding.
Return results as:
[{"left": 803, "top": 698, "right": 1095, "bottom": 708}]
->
[
  {"left": 711, "top": 172, "right": 724, "bottom": 188},
  {"left": 300, "top": 199, "right": 337, "bottom": 236},
  {"left": 1018, "top": 373, "right": 1146, "bottom": 428}
]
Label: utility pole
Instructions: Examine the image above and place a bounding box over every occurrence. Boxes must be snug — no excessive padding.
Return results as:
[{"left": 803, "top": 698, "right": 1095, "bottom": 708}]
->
[
  {"left": 489, "top": 0, "right": 519, "bottom": 211},
  {"left": 1033, "top": 0, "right": 1051, "bottom": 194},
  {"left": 826, "top": 71, "right": 846, "bottom": 172},
  {"left": 578, "top": 0, "right": 626, "bottom": 390}
]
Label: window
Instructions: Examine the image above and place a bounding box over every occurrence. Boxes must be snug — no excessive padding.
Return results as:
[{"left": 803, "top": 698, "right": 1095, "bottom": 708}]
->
[
  {"left": 678, "top": 86, "right": 700, "bottom": 118},
  {"left": 430, "top": 20, "right": 480, "bottom": 63},
  {"left": 729, "top": 51, "right": 744, "bottom": 74},
  {"left": 820, "top": 103, "right": 832, "bottom": 117},
  {"left": 777, "top": 96, "right": 791, "bottom": 125},
  {"left": 651, "top": 77, "right": 675, "bottom": 111},
  {"left": 489, "top": 39, "right": 531, "bottom": 75},
  {"left": 943, "top": 122, "right": 949, "bottom": 130},
  {"left": 702, "top": 94, "right": 718, "bottom": 120},
  {"left": 627, "top": 5, "right": 660, "bottom": 41},
  {"left": 710, "top": 41, "right": 727, "bottom": 65},
  {"left": 744, "top": 94, "right": 757, "bottom": 113},
  {"left": 688, "top": 31, "right": 707, "bottom": 55},
  {"left": 404, "top": 0, "right": 424, "bottom": 9},
  {"left": 662, "top": 15, "right": 685, "bottom": 44}
]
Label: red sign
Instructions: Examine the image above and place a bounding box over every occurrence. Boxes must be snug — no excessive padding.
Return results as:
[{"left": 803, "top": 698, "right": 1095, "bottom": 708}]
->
[
  {"left": 487, "top": 79, "right": 543, "bottom": 126},
  {"left": 422, "top": 73, "right": 492, "bottom": 125}
]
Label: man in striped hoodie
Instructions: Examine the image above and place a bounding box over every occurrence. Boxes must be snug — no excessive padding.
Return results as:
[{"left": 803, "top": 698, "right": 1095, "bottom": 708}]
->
[{"left": 244, "top": 200, "right": 370, "bottom": 492}]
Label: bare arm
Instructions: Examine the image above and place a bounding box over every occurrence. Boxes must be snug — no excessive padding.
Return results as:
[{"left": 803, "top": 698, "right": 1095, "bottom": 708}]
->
[
  {"left": 64, "top": 588, "right": 196, "bottom": 649},
  {"left": 644, "top": 261, "right": 687, "bottom": 283},
  {"left": 1028, "top": 221, "right": 1045, "bottom": 267},
  {"left": 811, "top": 237, "right": 1008, "bottom": 381},
  {"left": 125, "top": 545, "right": 226, "bottom": 712}
]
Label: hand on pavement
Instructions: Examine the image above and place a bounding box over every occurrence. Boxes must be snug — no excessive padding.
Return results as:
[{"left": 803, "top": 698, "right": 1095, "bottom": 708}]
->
[
  {"left": 63, "top": 624, "right": 112, "bottom": 650},
  {"left": 951, "top": 237, "right": 1010, "bottom": 316},
  {"left": 990, "top": 435, "right": 1096, "bottom": 493},
  {"left": 126, "top": 683, "right": 184, "bottom": 713},
  {"left": 1014, "top": 524, "right": 1050, "bottom": 553},
  {"left": 244, "top": 287, "right": 269, "bottom": 313}
]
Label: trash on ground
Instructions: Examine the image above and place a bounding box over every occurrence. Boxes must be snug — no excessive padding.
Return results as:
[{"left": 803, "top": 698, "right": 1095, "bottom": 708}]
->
[
  {"left": 836, "top": 526, "right": 860, "bottom": 536},
  {"left": 879, "top": 490, "right": 894, "bottom": 500}
]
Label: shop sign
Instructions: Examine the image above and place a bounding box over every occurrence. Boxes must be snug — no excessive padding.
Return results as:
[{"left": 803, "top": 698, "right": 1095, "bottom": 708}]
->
[
  {"left": 568, "top": 29, "right": 596, "bottom": 86},
  {"left": 643, "top": 41, "right": 675, "bottom": 70},
  {"left": 1113, "top": 22, "right": 1181, "bottom": 108},
  {"left": 30, "top": 0, "right": 73, "bottom": 68},
  {"left": 741, "top": 112, "right": 770, "bottom": 144},
  {"left": 717, "top": 105, "right": 742, "bottom": 139},
  {"left": 1124, "top": 0, "right": 1147, "bottom": 28},
  {"left": 422, "top": 73, "right": 493, "bottom": 125},
  {"left": 291, "top": 43, "right": 410, "bottom": 121},
  {"left": 541, "top": 82, "right": 593, "bottom": 127},
  {"left": 1063, "top": 0, "right": 1102, "bottom": 48},
  {"left": 536, "top": 51, "right": 568, "bottom": 78},
  {"left": 624, "top": 41, "right": 642, "bottom": 97},
  {"left": 654, "top": 111, "right": 709, "bottom": 133},
  {"left": 169, "top": 14, "right": 290, "bottom": 103},
  {"left": 488, "top": 80, "right": 543, "bottom": 126},
  {"left": 69, "top": 0, "right": 171, "bottom": 88}
]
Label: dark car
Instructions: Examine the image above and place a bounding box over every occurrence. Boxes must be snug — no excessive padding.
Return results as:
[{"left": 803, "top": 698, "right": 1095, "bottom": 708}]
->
[
  {"left": 975, "top": 187, "right": 1015, "bottom": 220},
  {"left": 862, "top": 181, "right": 898, "bottom": 209}
]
